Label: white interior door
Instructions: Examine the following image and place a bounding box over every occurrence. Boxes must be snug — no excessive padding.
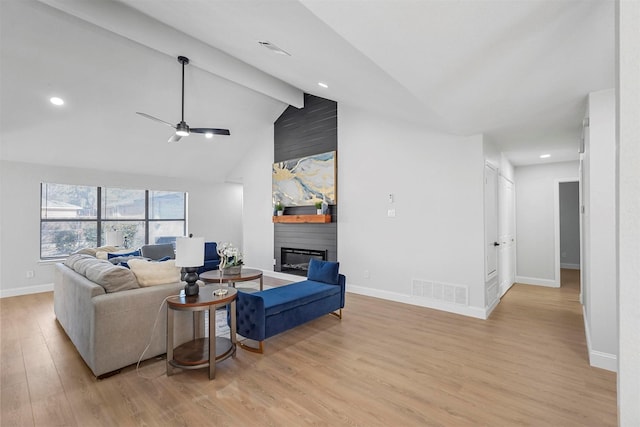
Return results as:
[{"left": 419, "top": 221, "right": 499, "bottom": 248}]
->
[
  {"left": 498, "top": 176, "right": 516, "bottom": 297},
  {"left": 485, "top": 164, "right": 498, "bottom": 280}
]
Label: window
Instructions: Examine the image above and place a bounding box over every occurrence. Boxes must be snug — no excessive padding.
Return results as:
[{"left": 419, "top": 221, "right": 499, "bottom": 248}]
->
[{"left": 40, "top": 183, "right": 186, "bottom": 259}]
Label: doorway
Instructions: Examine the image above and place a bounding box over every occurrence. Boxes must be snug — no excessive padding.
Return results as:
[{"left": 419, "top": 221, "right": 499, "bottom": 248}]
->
[
  {"left": 555, "top": 180, "right": 581, "bottom": 292},
  {"left": 498, "top": 175, "right": 516, "bottom": 297},
  {"left": 485, "top": 163, "right": 499, "bottom": 308}
]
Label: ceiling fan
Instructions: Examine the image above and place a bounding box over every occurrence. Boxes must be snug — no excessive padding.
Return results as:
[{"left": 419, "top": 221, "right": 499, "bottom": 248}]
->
[{"left": 136, "top": 56, "right": 230, "bottom": 143}]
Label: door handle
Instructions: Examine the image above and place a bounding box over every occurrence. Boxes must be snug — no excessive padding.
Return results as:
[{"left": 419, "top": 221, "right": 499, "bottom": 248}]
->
[{"left": 493, "top": 242, "right": 500, "bottom": 247}]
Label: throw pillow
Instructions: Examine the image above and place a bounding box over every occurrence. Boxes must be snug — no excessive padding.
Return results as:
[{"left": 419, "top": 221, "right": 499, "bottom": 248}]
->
[
  {"left": 84, "top": 260, "right": 139, "bottom": 293},
  {"left": 107, "top": 249, "right": 141, "bottom": 259},
  {"left": 108, "top": 255, "right": 148, "bottom": 265},
  {"left": 127, "top": 259, "right": 181, "bottom": 287},
  {"left": 307, "top": 259, "right": 340, "bottom": 285}
]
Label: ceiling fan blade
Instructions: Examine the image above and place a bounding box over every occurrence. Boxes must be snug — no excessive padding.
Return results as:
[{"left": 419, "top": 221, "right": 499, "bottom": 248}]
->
[
  {"left": 191, "top": 128, "right": 231, "bottom": 136},
  {"left": 168, "top": 133, "right": 183, "bottom": 143},
  {"left": 136, "top": 112, "right": 176, "bottom": 129}
]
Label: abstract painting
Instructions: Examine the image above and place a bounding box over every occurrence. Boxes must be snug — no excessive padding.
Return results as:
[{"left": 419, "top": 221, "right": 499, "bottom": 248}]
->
[{"left": 272, "top": 151, "right": 336, "bottom": 206}]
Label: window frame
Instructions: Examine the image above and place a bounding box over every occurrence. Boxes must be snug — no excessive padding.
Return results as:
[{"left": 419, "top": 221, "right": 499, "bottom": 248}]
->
[{"left": 40, "top": 184, "right": 187, "bottom": 260}]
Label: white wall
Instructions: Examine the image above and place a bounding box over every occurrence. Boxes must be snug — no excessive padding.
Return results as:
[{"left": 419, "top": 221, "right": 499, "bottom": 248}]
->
[
  {"left": 234, "top": 126, "right": 276, "bottom": 271},
  {"left": 337, "top": 105, "right": 487, "bottom": 317},
  {"left": 618, "top": 0, "right": 640, "bottom": 421},
  {"left": 582, "top": 88, "right": 617, "bottom": 371},
  {"left": 238, "top": 104, "right": 488, "bottom": 318},
  {"left": 514, "top": 161, "right": 578, "bottom": 286},
  {"left": 559, "top": 181, "right": 580, "bottom": 267},
  {"left": 0, "top": 160, "right": 243, "bottom": 297}
]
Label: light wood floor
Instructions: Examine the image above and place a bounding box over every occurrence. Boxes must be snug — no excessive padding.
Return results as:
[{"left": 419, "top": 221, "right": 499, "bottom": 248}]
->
[{"left": 1, "top": 271, "right": 616, "bottom": 426}]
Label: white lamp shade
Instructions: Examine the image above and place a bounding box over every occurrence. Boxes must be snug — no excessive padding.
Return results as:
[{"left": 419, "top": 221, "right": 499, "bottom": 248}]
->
[
  {"left": 175, "top": 237, "right": 205, "bottom": 267},
  {"left": 105, "top": 231, "right": 123, "bottom": 246}
]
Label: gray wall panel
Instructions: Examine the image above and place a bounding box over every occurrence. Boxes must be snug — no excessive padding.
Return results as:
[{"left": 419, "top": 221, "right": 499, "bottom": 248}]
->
[{"left": 273, "top": 94, "right": 338, "bottom": 273}]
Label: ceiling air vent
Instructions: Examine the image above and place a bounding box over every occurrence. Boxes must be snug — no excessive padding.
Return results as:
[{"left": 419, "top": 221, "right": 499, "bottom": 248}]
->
[{"left": 259, "top": 41, "right": 291, "bottom": 56}]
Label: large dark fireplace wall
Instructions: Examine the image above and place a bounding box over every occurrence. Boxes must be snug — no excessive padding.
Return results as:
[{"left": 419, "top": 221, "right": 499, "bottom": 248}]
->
[{"left": 274, "top": 94, "right": 338, "bottom": 275}]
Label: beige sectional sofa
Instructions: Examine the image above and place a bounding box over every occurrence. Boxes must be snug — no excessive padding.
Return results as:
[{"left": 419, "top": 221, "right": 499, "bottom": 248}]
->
[{"left": 54, "top": 252, "right": 194, "bottom": 378}]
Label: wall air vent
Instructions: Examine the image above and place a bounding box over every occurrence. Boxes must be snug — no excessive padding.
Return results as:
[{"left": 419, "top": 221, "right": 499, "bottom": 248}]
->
[
  {"left": 258, "top": 41, "right": 291, "bottom": 56},
  {"left": 412, "top": 279, "right": 468, "bottom": 306}
]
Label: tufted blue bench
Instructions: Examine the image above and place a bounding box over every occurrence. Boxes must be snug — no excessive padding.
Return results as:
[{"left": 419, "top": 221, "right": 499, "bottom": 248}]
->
[{"left": 230, "top": 260, "right": 345, "bottom": 353}]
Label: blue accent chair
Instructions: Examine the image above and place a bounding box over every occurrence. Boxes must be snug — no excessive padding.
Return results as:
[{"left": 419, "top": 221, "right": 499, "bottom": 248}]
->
[{"left": 197, "top": 242, "right": 220, "bottom": 274}]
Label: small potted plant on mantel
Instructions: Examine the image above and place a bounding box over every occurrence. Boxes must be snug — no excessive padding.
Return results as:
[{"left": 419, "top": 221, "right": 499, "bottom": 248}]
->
[
  {"left": 275, "top": 202, "right": 284, "bottom": 216},
  {"left": 315, "top": 201, "right": 323, "bottom": 215}
]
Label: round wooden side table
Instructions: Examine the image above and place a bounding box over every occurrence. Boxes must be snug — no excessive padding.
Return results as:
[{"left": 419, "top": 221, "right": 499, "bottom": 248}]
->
[
  {"left": 166, "top": 286, "right": 237, "bottom": 380},
  {"left": 199, "top": 268, "right": 264, "bottom": 291}
]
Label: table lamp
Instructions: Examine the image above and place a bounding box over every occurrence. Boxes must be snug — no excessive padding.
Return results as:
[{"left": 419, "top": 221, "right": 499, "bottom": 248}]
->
[
  {"left": 105, "top": 230, "right": 123, "bottom": 247},
  {"left": 175, "top": 236, "right": 204, "bottom": 296}
]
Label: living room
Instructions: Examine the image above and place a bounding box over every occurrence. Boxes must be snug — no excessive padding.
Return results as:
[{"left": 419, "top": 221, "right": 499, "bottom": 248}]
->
[{"left": 1, "top": 0, "right": 639, "bottom": 425}]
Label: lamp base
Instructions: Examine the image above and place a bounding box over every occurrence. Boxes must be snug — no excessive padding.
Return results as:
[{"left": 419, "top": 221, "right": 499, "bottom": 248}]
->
[{"left": 183, "top": 267, "right": 200, "bottom": 297}]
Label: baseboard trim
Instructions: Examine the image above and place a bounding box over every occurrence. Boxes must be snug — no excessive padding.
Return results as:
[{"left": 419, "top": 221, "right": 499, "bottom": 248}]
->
[
  {"left": 0, "top": 283, "right": 54, "bottom": 298},
  {"left": 583, "top": 306, "right": 617, "bottom": 372},
  {"left": 589, "top": 350, "right": 617, "bottom": 372},
  {"left": 346, "top": 284, "right": 487, "bottom": 319},
  {"left": 560, "top": 263, "right": 580, "bottom": 270},
  {"left": 484, "top": 297, "right": 500, "bottom": 318},
  {"left": 515, "top": 276, "right": 560, "bottom": 288},
  {"left": 261, "top": 271, "right": 490, "bottom": 319},
  {"left": 499, "top": 281, "right": 514, "bottom": 298}
]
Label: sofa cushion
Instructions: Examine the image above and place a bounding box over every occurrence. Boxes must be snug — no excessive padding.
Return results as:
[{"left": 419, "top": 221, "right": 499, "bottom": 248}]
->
[
  {"left": 84, "top": 260, "right": 139, "bottom": 293},
  {"left": 140, "top": 244, "right": 175, "bottom": 260},
  {"left": 73, "top": 245, "right": 118, "bottom": 257},
  {"left": 261, "top": 280, "right": 341, "bottom": 317},
  {"left": 72, "top": 257, "right": 103, "bottom": 277},
  {"left": 64, "top": 253, "right": 95, "bottom": 270},
  {"left": 127, "top": 259, "right": 181, "bottom": 287},
  {"left": 307, "top": 259, "right": 340, "bottom": 285}
]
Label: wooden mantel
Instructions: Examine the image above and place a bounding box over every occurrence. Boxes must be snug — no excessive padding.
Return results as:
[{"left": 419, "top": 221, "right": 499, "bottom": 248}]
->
[{"left": 272, "top": 214, "right": 331, "bottom": 224}]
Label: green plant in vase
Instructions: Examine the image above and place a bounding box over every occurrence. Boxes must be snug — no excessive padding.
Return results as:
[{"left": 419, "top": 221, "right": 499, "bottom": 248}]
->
[
  {"left": 315, "top": 201, "right": 323, "bottom": 215},
  {"left": 275, "top": 202, "right": 284, "bottom": 216}
]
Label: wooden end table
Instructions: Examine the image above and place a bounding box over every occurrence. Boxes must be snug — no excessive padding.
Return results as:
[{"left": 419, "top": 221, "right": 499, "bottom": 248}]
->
[
  {"left": 199, "top": 268, "right": 264, "bottom": 291},
  {"left": 166, "top": 286, "right": 237, "bottom": 380}
]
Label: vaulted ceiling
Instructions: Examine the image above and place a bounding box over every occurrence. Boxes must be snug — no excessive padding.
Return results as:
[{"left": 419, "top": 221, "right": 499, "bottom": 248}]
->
[{"left": 0, "top": 0, "right": 615, "bottom": 181}]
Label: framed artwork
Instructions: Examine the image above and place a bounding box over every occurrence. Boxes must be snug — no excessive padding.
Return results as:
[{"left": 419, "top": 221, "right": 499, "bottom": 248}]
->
[{"left": 272, "top": 151, "right": 336, "bottom": 206}]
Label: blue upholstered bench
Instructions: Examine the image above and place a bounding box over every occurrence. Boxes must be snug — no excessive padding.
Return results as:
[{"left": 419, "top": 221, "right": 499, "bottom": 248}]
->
[{"left": 231, "top": 259, "right": 345, "bottom": 353}]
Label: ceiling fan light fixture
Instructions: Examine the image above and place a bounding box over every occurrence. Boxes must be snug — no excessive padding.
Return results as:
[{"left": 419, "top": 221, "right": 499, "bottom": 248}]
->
[
  {"left": 175, "top": 121, "right": 190, "bottom": 137},
  {"left": 137, "top": 55, "right": 230, "bottom": 140}
]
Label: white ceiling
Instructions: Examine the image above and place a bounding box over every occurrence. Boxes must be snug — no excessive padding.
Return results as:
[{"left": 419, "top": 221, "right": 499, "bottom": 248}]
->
[{"left": 0, "top": 0, "right": 615, "bottom": 181}]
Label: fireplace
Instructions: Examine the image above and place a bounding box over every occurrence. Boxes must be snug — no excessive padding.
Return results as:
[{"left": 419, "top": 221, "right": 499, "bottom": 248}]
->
[{"left": 280, "top": 247, "right": 327, "bottom": 276}]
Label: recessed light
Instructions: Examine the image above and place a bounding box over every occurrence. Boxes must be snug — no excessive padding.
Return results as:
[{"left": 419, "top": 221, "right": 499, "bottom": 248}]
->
[
  {"left": 205, "top": 132, "right": 213, "bottom": 139},
  {"left": 50, "top": 97, "right": 64, "bottom": 106},
  {"left": 540, "top": 154, "right": 551, "bottom": 159},
  {"left": 318, "top": 82, "right": 328, "bottom": 89}
]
